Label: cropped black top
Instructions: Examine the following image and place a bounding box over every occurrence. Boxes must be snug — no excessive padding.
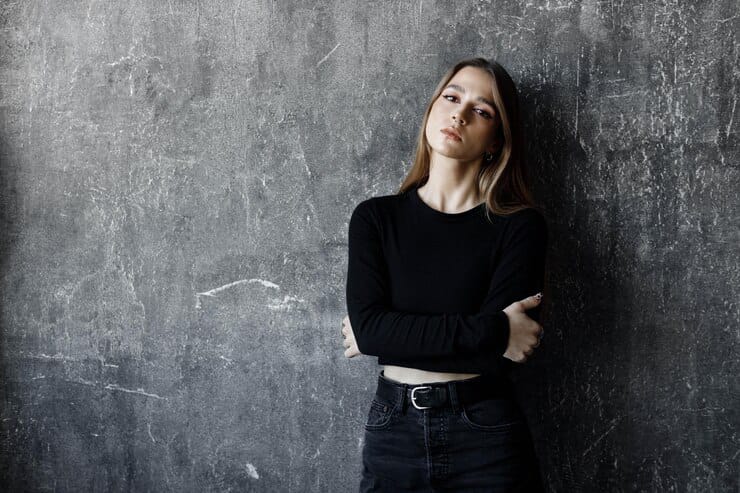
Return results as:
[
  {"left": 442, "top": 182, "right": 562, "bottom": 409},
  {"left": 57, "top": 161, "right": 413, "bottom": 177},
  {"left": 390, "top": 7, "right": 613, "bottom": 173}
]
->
[{"left": 345, "top": 183, "right": 548, "bottom": 376}]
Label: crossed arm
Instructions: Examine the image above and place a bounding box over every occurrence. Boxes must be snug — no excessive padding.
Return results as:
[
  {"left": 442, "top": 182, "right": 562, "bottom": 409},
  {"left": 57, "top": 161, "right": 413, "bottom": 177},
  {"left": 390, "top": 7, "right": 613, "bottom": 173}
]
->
[{"left": 344, "top": 200, "right": 548, "bottom": 364}]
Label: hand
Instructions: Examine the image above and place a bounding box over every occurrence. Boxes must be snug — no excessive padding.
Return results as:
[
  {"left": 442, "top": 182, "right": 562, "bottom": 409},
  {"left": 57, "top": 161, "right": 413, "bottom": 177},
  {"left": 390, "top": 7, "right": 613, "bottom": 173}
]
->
[
  {"left": 341, "top": 315, "right": 362, "bottom": 358},
  {"left": 502, "top": 293, "right": 544, "bottom": 363}
]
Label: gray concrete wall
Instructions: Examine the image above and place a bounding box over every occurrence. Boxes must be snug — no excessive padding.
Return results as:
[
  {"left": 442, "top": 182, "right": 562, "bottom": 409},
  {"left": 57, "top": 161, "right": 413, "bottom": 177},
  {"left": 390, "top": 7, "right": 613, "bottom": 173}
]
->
[{"left": 1, "top": 1, "right": 737, "bottom": 491}]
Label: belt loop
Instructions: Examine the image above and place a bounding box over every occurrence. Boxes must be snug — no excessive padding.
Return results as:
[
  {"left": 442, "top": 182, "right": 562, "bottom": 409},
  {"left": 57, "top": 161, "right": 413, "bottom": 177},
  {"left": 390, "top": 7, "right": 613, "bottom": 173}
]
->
[
  {"left": 400, "top": 383, "right": 408, "bottom": 415},
  {"left": 447, "top": 381, "right": 460, "bottom": 414}
]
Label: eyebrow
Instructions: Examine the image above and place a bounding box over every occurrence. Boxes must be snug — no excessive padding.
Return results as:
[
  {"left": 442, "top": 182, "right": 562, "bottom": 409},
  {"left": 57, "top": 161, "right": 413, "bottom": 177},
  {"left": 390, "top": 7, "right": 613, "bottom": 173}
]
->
[{"left": 444, "top": 84, "right": 496, "bottom": 109}]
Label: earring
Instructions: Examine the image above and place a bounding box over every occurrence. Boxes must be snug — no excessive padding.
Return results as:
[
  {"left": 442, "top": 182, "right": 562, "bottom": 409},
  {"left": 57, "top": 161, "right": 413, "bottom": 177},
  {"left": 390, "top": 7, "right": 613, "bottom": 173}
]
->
[{"left": 484, "top": 151, "right": 493, "bottom": 162}]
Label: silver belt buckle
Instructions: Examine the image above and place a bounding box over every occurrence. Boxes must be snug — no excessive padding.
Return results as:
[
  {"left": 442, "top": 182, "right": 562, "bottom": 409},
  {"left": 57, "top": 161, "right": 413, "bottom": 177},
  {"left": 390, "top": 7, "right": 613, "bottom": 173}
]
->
[{"left": 410, "top": 385, "right": 432, "bottom": 410}]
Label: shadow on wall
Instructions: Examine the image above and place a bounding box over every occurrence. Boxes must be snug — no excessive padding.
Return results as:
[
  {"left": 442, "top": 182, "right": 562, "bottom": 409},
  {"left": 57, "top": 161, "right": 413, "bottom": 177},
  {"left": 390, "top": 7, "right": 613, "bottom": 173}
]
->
[{"left": 508, "top": 79, "right": 646, "bottom": 490}]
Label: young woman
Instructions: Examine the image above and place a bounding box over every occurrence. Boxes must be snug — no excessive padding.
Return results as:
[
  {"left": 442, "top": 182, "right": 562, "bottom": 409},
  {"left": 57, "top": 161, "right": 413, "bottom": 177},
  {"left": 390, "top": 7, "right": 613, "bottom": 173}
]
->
[{"left": 343, "top": 57, "right": 548, "bottom": 492}]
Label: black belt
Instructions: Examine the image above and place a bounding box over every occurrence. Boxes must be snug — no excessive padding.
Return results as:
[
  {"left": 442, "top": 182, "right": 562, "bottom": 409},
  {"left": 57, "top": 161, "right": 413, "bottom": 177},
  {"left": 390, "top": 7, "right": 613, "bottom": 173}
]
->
[{"left": 375, "top": 370, "right": 514, "bottom": 412}]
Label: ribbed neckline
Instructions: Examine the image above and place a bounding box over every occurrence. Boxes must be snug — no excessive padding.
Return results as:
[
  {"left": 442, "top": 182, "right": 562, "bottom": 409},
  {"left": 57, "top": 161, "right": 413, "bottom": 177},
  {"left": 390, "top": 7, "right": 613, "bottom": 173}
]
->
[{"left": 409, "top": 184, "right": 485, "bottom": 222}]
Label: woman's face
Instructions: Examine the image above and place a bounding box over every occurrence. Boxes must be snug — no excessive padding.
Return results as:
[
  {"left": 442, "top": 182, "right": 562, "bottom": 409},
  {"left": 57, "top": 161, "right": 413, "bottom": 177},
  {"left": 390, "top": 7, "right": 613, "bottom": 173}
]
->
[{"left": 425, "top": 66, "right": 501, "bottom": 163}]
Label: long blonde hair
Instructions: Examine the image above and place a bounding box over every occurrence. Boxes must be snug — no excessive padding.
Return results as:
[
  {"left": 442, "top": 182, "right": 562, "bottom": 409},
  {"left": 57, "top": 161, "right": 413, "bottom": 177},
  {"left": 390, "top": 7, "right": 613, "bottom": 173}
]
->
[{"left": 397, "top": 57, "right": 541, "bottom": 220}]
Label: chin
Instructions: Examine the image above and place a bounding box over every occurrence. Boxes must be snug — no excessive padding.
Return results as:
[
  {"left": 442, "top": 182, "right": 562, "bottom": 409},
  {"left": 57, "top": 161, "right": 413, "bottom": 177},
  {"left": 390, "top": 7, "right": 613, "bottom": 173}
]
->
[
  {"left": 430, "top": 148, "right": 470, "bottom": 161},
  {"left": 430, "top": 138, "right": 467, "bottom": 155}
]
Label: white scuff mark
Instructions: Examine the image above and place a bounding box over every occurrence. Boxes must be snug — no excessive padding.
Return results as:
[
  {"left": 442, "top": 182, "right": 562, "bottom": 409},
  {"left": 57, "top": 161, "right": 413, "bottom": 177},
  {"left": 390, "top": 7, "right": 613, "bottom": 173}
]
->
[
  {"left": 147, "top": 423, "right": 157, "bottom": 443},
  {"left": 575, "top": 48, "right": 580, "bottom": 137},
  {"left": 604, "top": 90, "right": 650, "bottom": 98},
  {"left": 32, "top": 375, "right": 46, "bottom": 380},
  {"left": 246, "top": 463, "right": 259, "bottom": 479},
  {"left": 266, "top": 295, "right": 306, "bottom": 311},
  {"left": 99, "top": 355, "right": 119, "bottom": 368},
  {"left": 195, "top": 278, "right": 280, "bottom": 309},
  {"left": 316, "top": 43, "right": 340, "bottom": 68},
  {"left": 220, "top": 355, "right": 233, "bottom": 363},
  {"left": 24, "top": 353, "right": 117, "bottom": 369},
  {"left": 716, "top": 15, "right": 739, "bottom": 23},
  {"left": 674, "top": 407, "right": 725, "bottom": 413},
  {"left": 104, "top": 383, "right": 167, "bottom": 400},
  {"left": 69, "top": 64, "right": 81, "bottom": 84},
  {"left": 65, "top": 378, "right": 96, "bottom": 387},
  {"left": 66, "top": 378, "right": 167, "bottom": 400},
  {"left": 32, "top": 352, "right": 81, "bottom": 362},
  {"left": 106, "top": 45, "right": 162, "bottom": 68},
  {"left": 725, "top": 93, "right": 736, "bottom": 139},
  {"left": 581, "top": 416, "right": 622, "bottom": 457}
]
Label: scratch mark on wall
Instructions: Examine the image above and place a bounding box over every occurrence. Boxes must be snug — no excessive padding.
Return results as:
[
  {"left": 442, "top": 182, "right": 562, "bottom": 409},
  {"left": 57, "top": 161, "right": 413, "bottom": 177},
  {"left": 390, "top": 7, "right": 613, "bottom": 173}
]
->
[
  {"left": 266, "top": 295, "right": 306, "bottom": 311},
  {"left": 726, "top": 93, "right": 736, "bottom": 139},
  {"left": 316, "top": 43, "right": 340, "bottom": 68},
  {"left": 65, "top": 378, "right": 167, "bottom": 400},
  {"left": 581, "top": 416, "right": 623, "bottom": 457},
  {"left": 195, "top": 278, "right": 280, "bottom": 308},
  {"left": 66, "top": 378, "right": 97, "bottom": 386},
  {"left": 605, "top": 90, "right": 650, "bottom": 98},
  {"left": 147, "top": 423, "right": 157, "bottom": 443},
  {"left": 104, "top": 383, "right": 167, "bottom": 400},
  {"left": 18, "top": 352, "right": 122, "bottom": 369},
  {"left": 30, "top": 352, "right": 81, "bottom": 362},
  {"left": 575, "top": 47, "right": 581, "bottom": 137}
]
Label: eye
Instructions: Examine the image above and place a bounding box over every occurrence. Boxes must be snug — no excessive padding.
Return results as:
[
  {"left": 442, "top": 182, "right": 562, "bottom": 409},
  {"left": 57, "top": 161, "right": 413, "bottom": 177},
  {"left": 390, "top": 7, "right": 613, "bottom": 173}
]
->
[
  {"left": 475, "top": 108, "right": 493, "bottom": 119},
  {"left": 442, "top": 94, "right": 493, "bottom": 119}
]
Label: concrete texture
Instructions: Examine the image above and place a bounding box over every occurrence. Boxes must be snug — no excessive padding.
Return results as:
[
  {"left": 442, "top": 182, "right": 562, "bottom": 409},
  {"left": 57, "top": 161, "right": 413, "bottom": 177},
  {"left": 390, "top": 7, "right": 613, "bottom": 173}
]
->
[{"left": 0, "top": 1, "right": 738, "bottom": 491}]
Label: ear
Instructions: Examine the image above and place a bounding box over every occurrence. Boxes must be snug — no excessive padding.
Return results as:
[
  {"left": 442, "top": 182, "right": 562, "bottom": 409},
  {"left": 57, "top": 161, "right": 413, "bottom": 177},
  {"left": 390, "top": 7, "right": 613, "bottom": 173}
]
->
[
  {"left": 487, "top": 139, "right": 502, "bottom": 154},
  {"left": 488, "top": 128, "right": 503, "bottom": 153}
]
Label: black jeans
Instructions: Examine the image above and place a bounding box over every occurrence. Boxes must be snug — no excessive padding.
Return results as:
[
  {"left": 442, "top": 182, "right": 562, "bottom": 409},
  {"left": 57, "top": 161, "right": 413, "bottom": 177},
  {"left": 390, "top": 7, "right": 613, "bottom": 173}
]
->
[{"left": 359, "top": 370, "right": 545, "bottom": 492}]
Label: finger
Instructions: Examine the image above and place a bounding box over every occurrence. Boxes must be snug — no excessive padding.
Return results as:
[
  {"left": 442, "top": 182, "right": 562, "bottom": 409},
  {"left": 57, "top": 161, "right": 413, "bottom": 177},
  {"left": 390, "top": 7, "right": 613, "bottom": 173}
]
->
[
  {"left": 532, "top": 326, "right": 542, "bottom": 347},
  {"left": 517, "top": 292, "right": 543, "bottom": 310}
]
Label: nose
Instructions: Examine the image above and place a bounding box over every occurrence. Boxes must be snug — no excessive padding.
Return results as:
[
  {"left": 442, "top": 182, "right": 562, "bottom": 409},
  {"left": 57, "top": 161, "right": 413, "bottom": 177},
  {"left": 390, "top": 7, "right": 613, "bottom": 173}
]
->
[{"left": 452, "top": 112, "right": 466, "bottom": 125}]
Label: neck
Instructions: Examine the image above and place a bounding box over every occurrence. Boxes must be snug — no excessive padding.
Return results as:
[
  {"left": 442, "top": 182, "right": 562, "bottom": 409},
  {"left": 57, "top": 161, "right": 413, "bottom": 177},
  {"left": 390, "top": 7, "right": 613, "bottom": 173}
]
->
[{"left": 418, "top": 156, "right": 484, "bottom": 212}]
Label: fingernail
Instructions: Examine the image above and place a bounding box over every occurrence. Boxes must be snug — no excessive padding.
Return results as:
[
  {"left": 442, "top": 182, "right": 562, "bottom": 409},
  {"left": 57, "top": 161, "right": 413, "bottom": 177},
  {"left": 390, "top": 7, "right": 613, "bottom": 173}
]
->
[{"left": 534, "top": 293, "right": 542, "bottom": 300}]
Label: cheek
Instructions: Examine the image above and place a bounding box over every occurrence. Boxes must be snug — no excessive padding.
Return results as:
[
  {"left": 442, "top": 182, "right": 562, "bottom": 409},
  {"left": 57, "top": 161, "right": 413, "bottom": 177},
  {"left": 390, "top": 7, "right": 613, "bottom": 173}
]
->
[
  {"left": 426, "top": 108, "right": 442, "bottom": 132},
  {"left": 430, "top": 99, "right": 449, "bottom": 119},
  {"left": 427, "top": 105, "right": 440, "bottom": 124},
  {"left": 424, "top": 120, "right": 437, "bottom": 142},
  {"left": 476, "top": 122, "right": 496, "bottom": 141}
]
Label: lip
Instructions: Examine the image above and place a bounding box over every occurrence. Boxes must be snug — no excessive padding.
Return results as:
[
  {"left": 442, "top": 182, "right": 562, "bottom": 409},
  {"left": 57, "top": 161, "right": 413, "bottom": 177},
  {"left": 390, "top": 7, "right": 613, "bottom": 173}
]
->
[{"left": 441, "top": 127, "right": 462, "bottom": 141}]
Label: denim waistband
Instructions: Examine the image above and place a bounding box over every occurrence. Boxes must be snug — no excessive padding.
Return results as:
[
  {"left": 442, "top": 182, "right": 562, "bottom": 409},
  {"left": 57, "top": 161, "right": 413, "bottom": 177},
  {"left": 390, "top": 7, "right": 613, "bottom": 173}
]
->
[{"left": 375, "top": 369, "right": 515, "bottom": 415}]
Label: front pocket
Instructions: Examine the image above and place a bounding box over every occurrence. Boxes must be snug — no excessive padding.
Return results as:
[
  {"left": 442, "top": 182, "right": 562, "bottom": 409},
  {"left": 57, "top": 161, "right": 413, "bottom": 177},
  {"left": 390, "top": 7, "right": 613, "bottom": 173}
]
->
[
  {"left": 460, "top": 397, "right": 525, "bottom": 433},
  {"left": 364, "top": 397, "right": 396, "bottom": 431}
]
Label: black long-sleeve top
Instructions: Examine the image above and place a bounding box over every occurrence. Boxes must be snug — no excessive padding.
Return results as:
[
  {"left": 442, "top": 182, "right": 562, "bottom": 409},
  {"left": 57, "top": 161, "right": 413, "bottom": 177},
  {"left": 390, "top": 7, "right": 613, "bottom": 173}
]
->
[{"left": 345, "top": 183, "right": 548, "bottom": 376}]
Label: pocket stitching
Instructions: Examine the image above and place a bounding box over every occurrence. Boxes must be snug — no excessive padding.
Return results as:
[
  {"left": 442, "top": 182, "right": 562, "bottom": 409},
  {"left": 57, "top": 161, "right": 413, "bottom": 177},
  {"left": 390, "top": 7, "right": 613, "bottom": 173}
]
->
[{"left": 364, "top": 398, "right": 396, "bottom": 430}]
